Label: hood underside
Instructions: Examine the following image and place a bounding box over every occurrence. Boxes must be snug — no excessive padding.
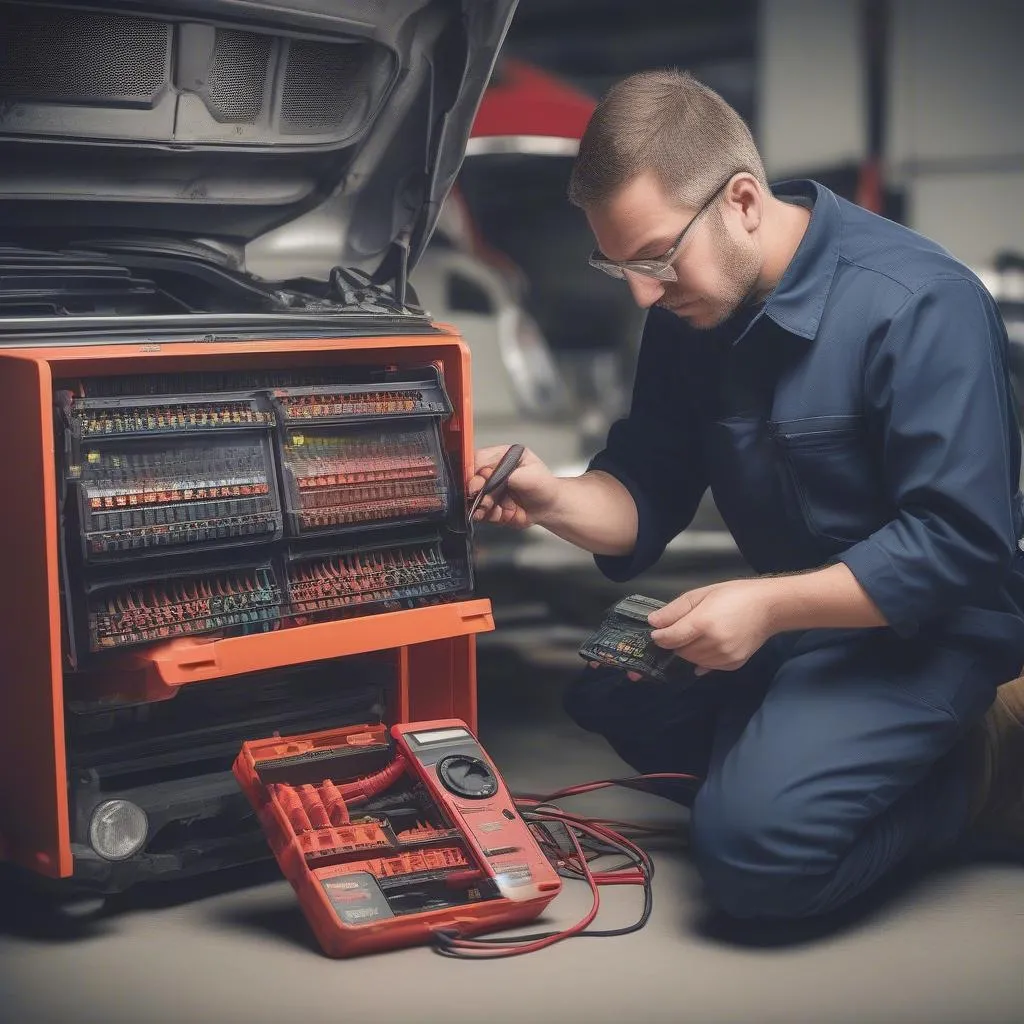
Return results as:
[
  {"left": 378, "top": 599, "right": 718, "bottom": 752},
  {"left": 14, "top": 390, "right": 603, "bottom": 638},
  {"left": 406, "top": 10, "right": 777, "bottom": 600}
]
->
[{"left": 0, "top": 0, "right": 518, "bottom": 288}]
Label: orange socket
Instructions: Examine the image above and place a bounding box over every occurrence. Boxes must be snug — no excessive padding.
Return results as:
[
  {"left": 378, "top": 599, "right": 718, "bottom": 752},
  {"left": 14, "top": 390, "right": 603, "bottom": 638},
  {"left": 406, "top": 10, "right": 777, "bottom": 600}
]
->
[
  {"left": 319, "top": 779, "right": 349, "bottom": 825},
  {"left": 300, "top": 784, "right": 332, "bottom": 830}
]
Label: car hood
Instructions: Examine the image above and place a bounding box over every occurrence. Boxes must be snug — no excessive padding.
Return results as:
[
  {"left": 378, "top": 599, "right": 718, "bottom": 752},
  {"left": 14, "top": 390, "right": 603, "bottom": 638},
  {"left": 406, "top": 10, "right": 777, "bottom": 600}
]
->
[{"left": 0, "top": 0, "right": 518, "bottom": 292}]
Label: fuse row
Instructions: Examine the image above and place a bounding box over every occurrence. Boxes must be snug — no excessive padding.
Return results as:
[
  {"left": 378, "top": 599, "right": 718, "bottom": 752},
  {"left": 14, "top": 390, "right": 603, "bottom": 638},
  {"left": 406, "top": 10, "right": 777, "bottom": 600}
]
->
[
  {"left": 76, "top": 401, "right": 273, "bottom": 436},
  {"left": 85, "top": 513, "right": 280, "bottom": 555},
  {"left": 277, "top": 390, "right": 431, "bottom": 420},
  {"left": 88, "top": 569, "right": 281, "bottom": 649},
  {"left": 86, "top": 494, "right": 276, "bottom": 531}
]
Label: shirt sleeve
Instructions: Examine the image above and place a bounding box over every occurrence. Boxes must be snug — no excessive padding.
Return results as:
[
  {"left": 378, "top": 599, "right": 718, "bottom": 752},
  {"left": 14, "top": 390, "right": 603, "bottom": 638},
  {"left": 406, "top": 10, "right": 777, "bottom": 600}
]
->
[
  {"left": 587, "top": 309, "right": 709, "bottom": 581},
  {"left": 838, "top": 276, "right": 1022, "bottom": 636}
]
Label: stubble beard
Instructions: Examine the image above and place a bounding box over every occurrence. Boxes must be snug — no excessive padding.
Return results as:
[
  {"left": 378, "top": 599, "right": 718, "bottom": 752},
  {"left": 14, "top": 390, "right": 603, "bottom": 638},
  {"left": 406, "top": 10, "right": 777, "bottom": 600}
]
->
[{"left": 670, "top": 217, "right": 763, "bottom": 331}]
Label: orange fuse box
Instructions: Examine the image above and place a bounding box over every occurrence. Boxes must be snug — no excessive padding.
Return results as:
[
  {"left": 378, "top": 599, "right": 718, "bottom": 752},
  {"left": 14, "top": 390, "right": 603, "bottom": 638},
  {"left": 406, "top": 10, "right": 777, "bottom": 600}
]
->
[
  {"left": 0, "top": 332, "right": 495, "bottom": 893},
  {"left": 0, "top": 0, "right": 523, "bottom": 903},
  {"left": 233, "top": 719, "right": 562, "bottom": 957}
]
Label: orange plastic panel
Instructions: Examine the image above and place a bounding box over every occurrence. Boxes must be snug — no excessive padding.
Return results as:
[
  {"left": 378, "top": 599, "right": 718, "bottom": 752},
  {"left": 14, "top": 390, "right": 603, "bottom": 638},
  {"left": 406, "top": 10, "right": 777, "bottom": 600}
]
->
[
  {"left": 75, "top": 600, "right": 493, "bottom": 703},
  {"left": 0, "top": 355, "right": 70, "bottom": 877},
  {"left": 407, "top": 635, "right": 479, "bottom": 728}
]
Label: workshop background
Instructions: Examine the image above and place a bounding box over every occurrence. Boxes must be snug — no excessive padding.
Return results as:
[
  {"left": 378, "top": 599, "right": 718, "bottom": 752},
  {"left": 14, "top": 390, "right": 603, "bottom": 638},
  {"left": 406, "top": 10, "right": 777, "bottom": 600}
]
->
[{"left": 2, "top": 1, "right": 1024, "bottom": 1022}]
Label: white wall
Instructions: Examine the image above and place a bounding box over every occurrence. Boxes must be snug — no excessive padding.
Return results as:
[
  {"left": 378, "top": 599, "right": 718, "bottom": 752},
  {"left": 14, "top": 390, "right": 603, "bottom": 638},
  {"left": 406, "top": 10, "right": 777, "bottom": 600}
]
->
[
  {"left": 757, "top": 0, "right": 866, "bottom": 179},
  {"left": 758, "top": 0, "right": 1024, "bottom": 266},
  {"left": 886, "top": 0, "right": 1024, "bottom": 266}
]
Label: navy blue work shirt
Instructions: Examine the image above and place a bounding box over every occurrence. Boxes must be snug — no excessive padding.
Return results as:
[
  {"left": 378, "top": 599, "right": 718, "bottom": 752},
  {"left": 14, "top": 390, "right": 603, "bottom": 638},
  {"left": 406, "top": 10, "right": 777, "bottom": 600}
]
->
[{"left": 590, "top": 179, "right": 1024, "bottom": 664}]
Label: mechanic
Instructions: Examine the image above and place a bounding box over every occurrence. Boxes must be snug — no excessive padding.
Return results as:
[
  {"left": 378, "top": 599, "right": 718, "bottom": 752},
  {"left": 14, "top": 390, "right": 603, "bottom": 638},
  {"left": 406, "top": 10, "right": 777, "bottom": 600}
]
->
[{"left": 469, "top": 69, "right": 1024, "bottom": 920}]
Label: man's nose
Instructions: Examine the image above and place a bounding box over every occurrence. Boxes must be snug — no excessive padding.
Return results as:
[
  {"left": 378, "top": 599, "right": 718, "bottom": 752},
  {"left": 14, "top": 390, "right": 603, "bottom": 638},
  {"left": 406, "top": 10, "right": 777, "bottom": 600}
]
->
[{"left": 624, "top": 271, "right": 665, "bottom": 309}]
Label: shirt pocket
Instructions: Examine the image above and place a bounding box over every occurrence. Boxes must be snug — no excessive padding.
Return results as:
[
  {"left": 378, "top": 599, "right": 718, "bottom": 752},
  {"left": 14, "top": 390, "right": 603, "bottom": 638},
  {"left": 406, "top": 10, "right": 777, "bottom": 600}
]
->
[{"left": 768, "top": 414, "right": 886, "bottom": 545}]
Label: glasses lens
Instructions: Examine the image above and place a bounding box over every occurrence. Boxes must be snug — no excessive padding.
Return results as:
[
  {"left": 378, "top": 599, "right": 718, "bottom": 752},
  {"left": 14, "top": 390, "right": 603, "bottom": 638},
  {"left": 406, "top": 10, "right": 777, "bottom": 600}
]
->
[
  {"left": 630, "top": 263, "right": 677, "bottom": 283},
  {"left": 589, "top": 258, "right": 626, "bottom": 280}
]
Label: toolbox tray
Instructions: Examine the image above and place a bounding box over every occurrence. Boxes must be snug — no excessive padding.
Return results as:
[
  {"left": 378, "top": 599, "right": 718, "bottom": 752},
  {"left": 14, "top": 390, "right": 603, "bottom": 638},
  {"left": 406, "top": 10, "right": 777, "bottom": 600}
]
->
[{"left": 233, "top": 719, "right": 561, "bottom": 957}]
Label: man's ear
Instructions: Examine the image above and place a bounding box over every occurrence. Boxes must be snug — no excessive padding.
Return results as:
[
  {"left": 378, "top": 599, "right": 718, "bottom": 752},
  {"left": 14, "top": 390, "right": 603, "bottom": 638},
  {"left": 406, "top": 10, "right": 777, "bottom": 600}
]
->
[{"left": 727, "top": 174, "right": 763, "bottom": 234}]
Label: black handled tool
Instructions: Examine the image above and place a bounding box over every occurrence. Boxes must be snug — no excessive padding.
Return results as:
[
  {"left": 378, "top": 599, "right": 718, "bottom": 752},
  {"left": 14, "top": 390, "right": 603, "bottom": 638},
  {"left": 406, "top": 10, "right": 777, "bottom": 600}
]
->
[{"left": 468, "top": 444, "right": 525, "bottom": 522}]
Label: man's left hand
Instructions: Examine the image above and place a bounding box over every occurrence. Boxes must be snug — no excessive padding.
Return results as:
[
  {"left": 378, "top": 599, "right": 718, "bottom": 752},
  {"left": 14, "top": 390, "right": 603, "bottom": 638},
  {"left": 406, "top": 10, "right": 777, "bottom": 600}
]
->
[{"left": 647, "top": 578, "right": 778, "bottom": 677}]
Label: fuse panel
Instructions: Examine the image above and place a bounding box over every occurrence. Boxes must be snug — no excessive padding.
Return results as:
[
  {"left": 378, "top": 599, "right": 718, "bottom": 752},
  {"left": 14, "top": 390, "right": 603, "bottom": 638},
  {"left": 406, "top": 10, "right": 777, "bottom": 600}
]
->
[{"left": 54, "top": 366, "right": 471, "bottom": 663}]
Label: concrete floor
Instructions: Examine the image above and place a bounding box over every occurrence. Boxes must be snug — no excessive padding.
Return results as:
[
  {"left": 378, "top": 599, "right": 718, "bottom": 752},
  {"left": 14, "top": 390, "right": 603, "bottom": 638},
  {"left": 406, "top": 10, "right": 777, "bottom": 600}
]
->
[{"left": 1, "top": 598, "right": 1023, "bottom": 1023}]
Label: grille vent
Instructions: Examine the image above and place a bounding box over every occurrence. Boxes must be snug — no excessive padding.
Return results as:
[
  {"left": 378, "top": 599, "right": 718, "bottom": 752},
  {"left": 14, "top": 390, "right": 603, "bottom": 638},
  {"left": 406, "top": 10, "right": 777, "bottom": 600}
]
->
[
  {"left": 204, "top": 29, "right": 273, "bottom": 124},
  {"left": 0, "top": 6, "right": 169, "bottom": 106}
]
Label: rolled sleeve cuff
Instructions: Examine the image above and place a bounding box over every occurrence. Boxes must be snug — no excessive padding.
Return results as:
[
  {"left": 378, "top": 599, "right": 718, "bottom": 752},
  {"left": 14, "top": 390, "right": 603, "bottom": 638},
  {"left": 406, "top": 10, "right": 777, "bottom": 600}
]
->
[
  {"left": 588, "top": 453, "right": 671, "bottom": 582},
  {"left": 837, "top": 540, "right": 920, "bottom": 639}
]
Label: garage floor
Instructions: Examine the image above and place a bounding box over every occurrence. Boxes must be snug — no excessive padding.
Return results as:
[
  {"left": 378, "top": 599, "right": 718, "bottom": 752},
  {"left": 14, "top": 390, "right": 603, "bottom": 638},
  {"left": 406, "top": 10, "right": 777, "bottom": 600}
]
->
[{"left": 1, "top": 621, "right": 1023, "bottom": 1024}]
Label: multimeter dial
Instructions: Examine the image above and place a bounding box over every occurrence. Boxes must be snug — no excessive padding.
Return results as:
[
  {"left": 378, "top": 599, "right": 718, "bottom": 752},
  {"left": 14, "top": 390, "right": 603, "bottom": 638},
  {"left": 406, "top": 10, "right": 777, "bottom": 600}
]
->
[{"left": 436, "top": 754, "right": 498, "bottom": 799}]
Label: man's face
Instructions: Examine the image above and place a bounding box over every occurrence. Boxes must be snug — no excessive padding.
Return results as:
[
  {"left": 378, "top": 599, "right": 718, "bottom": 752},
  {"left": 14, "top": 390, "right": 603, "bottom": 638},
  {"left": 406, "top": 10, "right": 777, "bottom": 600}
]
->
[{"left": 586, "top": 171, "right": 763, "bottom": 330}]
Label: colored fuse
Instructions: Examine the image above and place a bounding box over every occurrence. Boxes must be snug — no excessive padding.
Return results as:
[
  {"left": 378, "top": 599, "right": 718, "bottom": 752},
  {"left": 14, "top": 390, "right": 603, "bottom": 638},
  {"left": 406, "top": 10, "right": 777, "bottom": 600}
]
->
[
  {"left": 86, "top": 566, "right": 281, "bottom": 650},
  {"left": 78, "top": 439, "right": 279, "bottom": 555},
  {"left": 76, "top": 400, "right": 273, "bottom": 436},
  {"left": 278, "top": 390, "right": 429, "bottom": 421},
  {"left": 285, "top": 541, "right": 465, "bottom": 618}
]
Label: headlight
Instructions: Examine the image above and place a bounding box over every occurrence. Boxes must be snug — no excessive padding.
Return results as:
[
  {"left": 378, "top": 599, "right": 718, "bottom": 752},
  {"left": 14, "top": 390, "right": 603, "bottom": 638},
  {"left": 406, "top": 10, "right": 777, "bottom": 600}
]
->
[{"left": 88, "top": 800, "right": 148, "bottom": 861}]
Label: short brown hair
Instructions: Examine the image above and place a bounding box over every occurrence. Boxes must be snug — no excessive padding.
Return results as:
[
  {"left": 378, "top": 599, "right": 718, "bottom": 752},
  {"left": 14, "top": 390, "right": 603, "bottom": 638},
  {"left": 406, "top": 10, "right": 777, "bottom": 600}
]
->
[{"left": 567, "top": 69, "right": 768, "bottom": 210}]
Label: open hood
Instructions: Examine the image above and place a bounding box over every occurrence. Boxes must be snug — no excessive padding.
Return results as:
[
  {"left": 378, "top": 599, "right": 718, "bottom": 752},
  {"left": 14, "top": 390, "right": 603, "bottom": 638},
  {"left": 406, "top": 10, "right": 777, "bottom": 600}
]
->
[{"left": 0, "top": 0, "right": 518, "bottom": 292}]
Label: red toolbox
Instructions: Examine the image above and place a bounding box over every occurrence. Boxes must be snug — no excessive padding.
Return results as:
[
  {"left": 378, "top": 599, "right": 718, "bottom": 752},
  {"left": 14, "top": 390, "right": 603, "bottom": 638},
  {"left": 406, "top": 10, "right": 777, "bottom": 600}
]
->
[{"left": 233, "top": 718, "right": 562, "bottom": 957}]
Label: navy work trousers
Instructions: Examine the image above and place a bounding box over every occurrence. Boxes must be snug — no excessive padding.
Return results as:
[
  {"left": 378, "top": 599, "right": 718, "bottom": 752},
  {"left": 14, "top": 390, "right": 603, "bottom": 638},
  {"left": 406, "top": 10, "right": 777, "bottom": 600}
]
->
[{"left": 563, "top": 628, "right": 1006, "bottom": 919}]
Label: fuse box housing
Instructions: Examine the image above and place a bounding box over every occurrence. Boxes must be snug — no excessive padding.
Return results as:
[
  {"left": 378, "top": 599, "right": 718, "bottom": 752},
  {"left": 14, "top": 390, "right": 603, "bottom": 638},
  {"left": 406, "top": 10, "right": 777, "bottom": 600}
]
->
[{"left": 0, "top": 328, "right": 494, "bottom": 888}]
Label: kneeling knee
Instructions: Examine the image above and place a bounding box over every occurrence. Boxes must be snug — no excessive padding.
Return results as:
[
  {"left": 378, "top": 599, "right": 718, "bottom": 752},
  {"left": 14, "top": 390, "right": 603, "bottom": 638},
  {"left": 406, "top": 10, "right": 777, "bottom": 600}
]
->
[
  {"left": 690, "top": 786, "right": 823, "bottom": 920},
  {"left": 561, "top": 665, "right": 631, "bottom": 733}
]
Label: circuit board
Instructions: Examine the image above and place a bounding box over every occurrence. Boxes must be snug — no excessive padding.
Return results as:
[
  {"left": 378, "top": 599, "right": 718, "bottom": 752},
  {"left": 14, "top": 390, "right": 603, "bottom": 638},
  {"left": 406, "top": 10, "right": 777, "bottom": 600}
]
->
[{"left": 578, "top": 594, "right": 690, "bottom": 683}]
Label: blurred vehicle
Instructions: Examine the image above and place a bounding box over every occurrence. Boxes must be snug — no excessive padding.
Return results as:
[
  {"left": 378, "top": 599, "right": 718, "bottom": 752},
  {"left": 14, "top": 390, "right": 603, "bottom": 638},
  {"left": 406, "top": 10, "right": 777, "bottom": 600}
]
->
[
  {"left": 418, "top": 58, "right": 740, "bottom": 592},
  {"left": 411, "top": 193, "right": 579, "bottom": 470},
  {"left": 459, "top": 58, "right": 646, "bottom": 455}
]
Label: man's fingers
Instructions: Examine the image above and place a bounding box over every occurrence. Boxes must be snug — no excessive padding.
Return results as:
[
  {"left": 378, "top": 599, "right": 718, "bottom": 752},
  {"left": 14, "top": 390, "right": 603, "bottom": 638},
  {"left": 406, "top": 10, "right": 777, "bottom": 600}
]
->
[
  {"left": 649, "top": 618, "right": 702, "bottom": 649},
  {"left": 585, "top": 660, "right": 644, "bottom": 683},
  {"left": 647, "top": 586, "right": 712, "bottom": 629},
  {"left": 647, "top": 592, "right": 696, "bottom": 629},
  {"left": 467, "top": 464, "right": 494, "bottom": 499}
]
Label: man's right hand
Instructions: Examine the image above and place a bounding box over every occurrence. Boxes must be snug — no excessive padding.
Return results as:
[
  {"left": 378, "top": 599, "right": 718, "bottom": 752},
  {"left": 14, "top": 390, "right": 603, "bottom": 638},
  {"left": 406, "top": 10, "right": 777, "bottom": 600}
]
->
[
  {"left": 469, "top": 445, "right": 640, "bottom": 557},
  {"left": 469, "top": 445, "right": 559, "bottom": 529}
]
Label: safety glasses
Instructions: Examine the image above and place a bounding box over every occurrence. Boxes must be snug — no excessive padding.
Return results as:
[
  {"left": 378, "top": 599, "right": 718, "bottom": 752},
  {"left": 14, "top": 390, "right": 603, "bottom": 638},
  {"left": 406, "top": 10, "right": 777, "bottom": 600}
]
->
[{"left": 587, "top": 173, "right": 739, "bottom": 282}]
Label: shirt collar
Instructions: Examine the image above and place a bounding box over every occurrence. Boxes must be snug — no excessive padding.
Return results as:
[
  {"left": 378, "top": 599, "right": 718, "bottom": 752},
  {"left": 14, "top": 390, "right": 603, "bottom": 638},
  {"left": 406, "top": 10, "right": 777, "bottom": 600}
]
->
[{"left": 760, "top": 179, "right": 841, "bottom": 342}]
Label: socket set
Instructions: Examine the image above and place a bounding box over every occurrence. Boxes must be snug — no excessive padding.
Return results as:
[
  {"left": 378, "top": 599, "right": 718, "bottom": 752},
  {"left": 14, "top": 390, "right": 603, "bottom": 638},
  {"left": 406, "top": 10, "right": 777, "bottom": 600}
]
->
[
  {"left": 85, "top": 562, "right": 282, "bottom": 652},
  {"left": 285, "top": 532, "right": 470, "bottom": 621}
]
